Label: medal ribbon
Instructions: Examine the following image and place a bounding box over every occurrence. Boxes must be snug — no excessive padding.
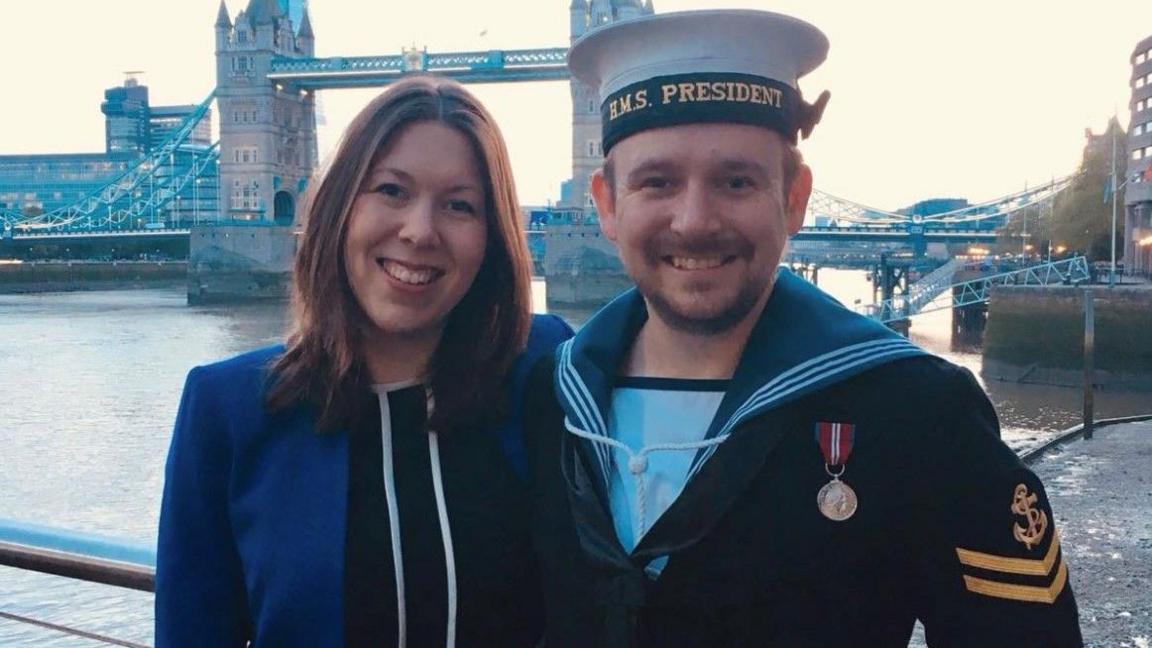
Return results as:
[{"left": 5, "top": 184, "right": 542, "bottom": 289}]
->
[{"left": 814, "top": 422, "right": 855, "bottom": 466}]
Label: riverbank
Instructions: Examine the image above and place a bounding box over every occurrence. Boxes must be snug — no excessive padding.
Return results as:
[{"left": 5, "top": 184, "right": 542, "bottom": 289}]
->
[
  {"left": 0, "top": 261, "right": 186, "bottom": 294},
  {"left": 1031, "top": 419, "right": 1152, "bottom": 646},
  {"left": 983, "top": 285, "right": 1152, "bottom": 388},
  {"left": 911, "top": 418, "right": 1152, "bottom": 647}
]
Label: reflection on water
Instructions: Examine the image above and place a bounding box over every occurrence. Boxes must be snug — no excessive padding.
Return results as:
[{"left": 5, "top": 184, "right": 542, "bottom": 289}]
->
[{"left": 1, "top": 277, "right": 1148, "bottom": 645}]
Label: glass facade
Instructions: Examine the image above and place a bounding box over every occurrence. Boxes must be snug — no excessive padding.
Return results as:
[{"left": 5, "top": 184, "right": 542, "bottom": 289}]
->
[
  {"left": 0, "top": 153, "right": 137, "bottom": 214},
  {"left": 1, "top": 81, "right": 220, "bottom": 226},
  {"left": 101, "top": 84, "right": 150, "bottom": 154}
]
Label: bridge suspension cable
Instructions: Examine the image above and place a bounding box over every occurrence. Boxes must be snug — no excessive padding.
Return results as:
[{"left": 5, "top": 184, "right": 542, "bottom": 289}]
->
[
  {"left": 2, "top": 92, "right": 218, "bottom": 233},
  {"left": 806, "top": 175, "right": 1073, "bottom": 228}
]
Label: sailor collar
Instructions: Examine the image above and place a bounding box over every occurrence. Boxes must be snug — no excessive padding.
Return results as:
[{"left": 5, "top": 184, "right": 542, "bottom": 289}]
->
[{"left": 554, "top": 269, "right": 930, "bottom": 488}]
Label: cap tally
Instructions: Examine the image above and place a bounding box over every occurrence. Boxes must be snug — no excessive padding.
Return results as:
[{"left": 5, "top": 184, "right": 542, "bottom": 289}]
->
[{"left": 568, "top": 10, "right": 831, "bottom": 153}]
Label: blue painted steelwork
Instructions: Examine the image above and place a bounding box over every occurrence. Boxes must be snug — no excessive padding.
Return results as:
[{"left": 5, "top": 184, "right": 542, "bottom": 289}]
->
[
  {"left": 1, "top": 94, "right": 219, "bottom": 233},
  {"left": 267, "top": 47, "right": 570, "bottom": 89},
  {"left": 792, "top": 225, "right": 997, "bottom": 244},
  {"left": 806, "top": 177, "right": 1070, "bottom": 228},
  {"left": 0, "top": 518, "right": 154, "bottom": 568},
  {"left": 859, "top": 256, "right": 1092, "bottom": 323},
  {"left": 8, "top": 228, "right": 192, "bottom": 241}
]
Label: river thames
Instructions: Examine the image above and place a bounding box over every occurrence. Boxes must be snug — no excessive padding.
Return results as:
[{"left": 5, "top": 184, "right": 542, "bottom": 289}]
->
[{"left": 1, "top": 272, "right": 1149, "bottom": 645}]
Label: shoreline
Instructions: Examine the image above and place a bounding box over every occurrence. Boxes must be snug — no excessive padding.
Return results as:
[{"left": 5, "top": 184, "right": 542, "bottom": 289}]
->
[{"left": 0, "top": 261, "right": 187, "bottom": 295}]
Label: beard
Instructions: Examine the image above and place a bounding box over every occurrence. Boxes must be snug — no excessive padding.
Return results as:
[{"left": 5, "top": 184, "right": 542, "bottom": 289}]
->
[{"left": 633, "top": 232, "right": 774, "bottom": 336}]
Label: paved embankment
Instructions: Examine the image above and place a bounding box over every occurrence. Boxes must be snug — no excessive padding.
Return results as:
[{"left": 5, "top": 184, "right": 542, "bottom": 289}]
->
[{"left": 1032, "top": 420, "right": 1152, "bottom": 646}]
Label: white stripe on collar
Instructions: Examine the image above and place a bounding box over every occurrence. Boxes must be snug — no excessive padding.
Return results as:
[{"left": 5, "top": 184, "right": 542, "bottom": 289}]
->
[
  {"left": 559, "top": 339, "right": 613, "bottom": 481},
  {"left": 686, "top": 338, "right": 925, "bottom": 479}
]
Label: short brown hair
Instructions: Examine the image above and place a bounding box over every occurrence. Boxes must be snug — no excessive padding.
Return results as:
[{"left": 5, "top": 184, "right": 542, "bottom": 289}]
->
[{"left": 267, "top": 77, "right": 532, "bottom": 433}]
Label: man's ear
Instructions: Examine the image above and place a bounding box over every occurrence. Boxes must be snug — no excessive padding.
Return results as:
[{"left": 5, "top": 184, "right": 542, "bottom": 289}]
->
[
  {"left": 590, "top": 168, "right": 617, "bottom": 242},
  {"left": 785, "top": 163, "right": 813, "bottom": 235}
]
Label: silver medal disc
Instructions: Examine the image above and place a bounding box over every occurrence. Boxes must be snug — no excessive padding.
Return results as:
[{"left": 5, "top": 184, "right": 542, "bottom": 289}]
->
[{"left": 817, "top": 479, "right": 858, "bottom": 521}]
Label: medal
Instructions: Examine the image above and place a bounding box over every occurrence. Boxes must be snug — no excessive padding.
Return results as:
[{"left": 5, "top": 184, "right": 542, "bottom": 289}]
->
[
  {"left": 817, "top": 473, "right": 858, "bottom": 521},
  {"left": 814, "top": 421, "right": 857, "bottom": 521}
]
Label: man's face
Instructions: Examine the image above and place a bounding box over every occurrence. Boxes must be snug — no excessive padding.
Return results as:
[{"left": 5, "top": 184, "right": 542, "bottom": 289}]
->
[{"left": 591, "top": 123, "right": 811, "bottom": 335}]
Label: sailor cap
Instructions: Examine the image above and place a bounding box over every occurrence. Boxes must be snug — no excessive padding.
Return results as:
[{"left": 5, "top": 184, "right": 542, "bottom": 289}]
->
[{"left": 568, "top": 9, "right": 831, "bottom": 154}]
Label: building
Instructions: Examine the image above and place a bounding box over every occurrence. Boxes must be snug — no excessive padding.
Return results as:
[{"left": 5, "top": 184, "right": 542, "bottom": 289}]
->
[
  {"left": 0, "top": 76, "right": 218, "bottom": 225},
  {"left": 564, "top": 0, "right": 654, "bottom": 212},
  {"left": 100, "top": 74, "right": 214, "bottom": 154},
  {"left": 0, "top": 153, "right": 137, "bottom": 217},
  {"left": 278, "top": 0, "right": 307, "bottom": 33},
  {"left": 101, "top": 79, "right": 151, "bottom": 154},
  {"left": 214, "top": 0, "right": 317, "bottom": 224},
  {"left": 1126, "top": 35, "right": 1152, "bottom": 276},
  {"left": 150, "top": 105, "right": 213, "bottom": 150}
]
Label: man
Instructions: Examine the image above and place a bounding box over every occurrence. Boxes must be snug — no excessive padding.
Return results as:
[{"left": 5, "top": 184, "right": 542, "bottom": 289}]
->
[{"left": 524, "top": 9, "right": 1082, "bottom": 647}]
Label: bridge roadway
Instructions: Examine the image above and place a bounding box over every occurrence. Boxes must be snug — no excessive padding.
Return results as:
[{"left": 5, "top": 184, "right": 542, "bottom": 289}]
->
[
  {"left": 5, "top": 224, "right": 995, "bottom": 246},
  {"left": 267, "top": 48, "right": 571, "bottom": 90}
]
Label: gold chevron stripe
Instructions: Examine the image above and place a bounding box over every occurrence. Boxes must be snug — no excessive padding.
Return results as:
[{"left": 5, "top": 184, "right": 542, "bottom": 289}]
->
[
  {"left": 962, "top": 560, "right": 1068, "bottom": 604},
  {"left": 955, "top": 529, "right": 1061, "bottom": 576}
]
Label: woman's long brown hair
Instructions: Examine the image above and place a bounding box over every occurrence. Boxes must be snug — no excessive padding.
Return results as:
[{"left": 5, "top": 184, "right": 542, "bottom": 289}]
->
[{"left": 266, "top": 76, "right": 533, "bottom": 433}]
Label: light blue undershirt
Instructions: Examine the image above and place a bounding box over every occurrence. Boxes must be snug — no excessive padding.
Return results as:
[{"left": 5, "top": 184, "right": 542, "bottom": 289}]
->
[{"left": 607, "top": 378, "right": 727, "bottom": 578}]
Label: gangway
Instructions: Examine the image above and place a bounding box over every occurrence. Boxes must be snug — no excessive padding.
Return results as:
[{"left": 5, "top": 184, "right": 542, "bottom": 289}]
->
[{"left": 860, "top": 257, "right": 1091, "bottom": 323}]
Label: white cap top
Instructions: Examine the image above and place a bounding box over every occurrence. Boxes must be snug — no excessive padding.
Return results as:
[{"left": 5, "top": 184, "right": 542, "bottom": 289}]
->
[
  {"left": 570, "top": 10, "right": 828, "bottom": 98},
  {"left": 568, "top": 9, "right": 831, "bottom": 151}
]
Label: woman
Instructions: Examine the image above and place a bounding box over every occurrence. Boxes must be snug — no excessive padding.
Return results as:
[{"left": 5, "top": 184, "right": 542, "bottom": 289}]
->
[{"left": 155, "top": 77, "right": 572, "bottom": 647}]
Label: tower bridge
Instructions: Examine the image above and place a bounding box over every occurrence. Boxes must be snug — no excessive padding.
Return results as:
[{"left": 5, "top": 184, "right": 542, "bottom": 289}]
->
[{"left": 2, "top": 0, "right": 1067, "bottom": 258}]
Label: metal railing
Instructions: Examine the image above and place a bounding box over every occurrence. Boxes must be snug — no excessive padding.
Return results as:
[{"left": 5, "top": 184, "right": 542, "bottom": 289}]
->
[
  {"left": 0, "top": 518, "right": 154, "bottom": 592},
  {"left": 859, "top": 256, "right": 1091, "bottom": 323}
]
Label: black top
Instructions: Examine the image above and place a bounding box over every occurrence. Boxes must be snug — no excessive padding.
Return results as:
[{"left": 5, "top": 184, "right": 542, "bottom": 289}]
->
[{"left": 345, "top": 385, "right": 543, "bottom": 647}]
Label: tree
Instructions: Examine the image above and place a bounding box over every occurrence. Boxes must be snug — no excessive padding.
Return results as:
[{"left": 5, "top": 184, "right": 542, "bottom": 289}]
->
[{"left": 1048, "top": 118, "right": 1126, "bottom": 261}]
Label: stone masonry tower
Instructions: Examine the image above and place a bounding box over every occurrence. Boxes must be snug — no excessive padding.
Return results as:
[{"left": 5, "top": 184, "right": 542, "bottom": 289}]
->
[
  {"left": 215, "top": 0, "right": 317, "bottom": 224},
  {"left": 567, "top": 0, "right": 653, "bottom": 212}
]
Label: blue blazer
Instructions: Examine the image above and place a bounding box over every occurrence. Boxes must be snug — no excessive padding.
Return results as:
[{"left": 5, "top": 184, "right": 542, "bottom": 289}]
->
[{"left": 155, "top": 314, "right": 573, "bottom": 647}]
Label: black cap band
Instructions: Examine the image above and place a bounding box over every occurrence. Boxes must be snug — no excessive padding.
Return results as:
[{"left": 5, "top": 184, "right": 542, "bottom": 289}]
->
[{"left": 600, "top": 72, "right": 800, "bottom": 154}]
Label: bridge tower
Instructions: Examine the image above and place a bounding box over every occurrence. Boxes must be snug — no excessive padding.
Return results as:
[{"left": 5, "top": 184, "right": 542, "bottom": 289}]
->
[
  {"left": 566, "top": 0, "right": 653, "bottom": 212},
  {"left": 214, "top": 0, "right": 317, "bottom": 224}
]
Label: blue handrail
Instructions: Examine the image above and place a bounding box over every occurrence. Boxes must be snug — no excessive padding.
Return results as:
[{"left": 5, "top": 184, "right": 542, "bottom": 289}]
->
[{"left": 0, "top": 517, "right": 154, "bottom": 592}]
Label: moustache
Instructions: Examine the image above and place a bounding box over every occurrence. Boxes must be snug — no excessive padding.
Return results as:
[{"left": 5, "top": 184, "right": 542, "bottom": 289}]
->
[{"left": 644, "top": 233, "right": 751, "bottom": 258}]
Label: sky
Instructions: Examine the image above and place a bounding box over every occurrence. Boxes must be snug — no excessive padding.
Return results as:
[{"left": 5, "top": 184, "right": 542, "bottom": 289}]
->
[{"left": 2, "top": 0, "right": 1151, "bottom": 211}]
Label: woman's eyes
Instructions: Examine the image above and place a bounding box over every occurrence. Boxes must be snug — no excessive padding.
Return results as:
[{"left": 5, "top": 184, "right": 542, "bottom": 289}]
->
[
  {"left": 446, "top": 199, "right": 477, "bottom": 215},
  {"left": 372, "top": 183, "right": 406, "bottom": 199},
  {"left": 370, "top": 184, "right": 477, "bottom": 216}
]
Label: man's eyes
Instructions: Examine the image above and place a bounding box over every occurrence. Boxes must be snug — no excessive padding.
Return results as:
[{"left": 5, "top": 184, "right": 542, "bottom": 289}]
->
[
  {"left": 725, "top": 176, "right": 756, "bottom": 190},
  {"left": 639, "top": 176, "right": 671, "bottom": 189}
]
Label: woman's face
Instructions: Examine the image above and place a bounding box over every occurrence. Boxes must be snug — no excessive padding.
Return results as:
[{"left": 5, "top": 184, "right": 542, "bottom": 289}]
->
[{"left": 343, "top": 121, "right": 489, "bottom": 346}]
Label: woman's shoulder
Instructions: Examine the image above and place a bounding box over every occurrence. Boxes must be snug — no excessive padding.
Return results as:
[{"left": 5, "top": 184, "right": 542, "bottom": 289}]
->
[
  {"left": 525, "top": 314, "right": 574, "bottom": 355},
  {"left": 184, "top": 344, "right": 286, "bottom": 399}
]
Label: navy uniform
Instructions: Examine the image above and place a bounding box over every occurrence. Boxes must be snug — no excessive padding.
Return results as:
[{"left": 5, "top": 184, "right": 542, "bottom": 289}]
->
[{"left": 524, "top": 10, "right": 1081, "bottom": 647}]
